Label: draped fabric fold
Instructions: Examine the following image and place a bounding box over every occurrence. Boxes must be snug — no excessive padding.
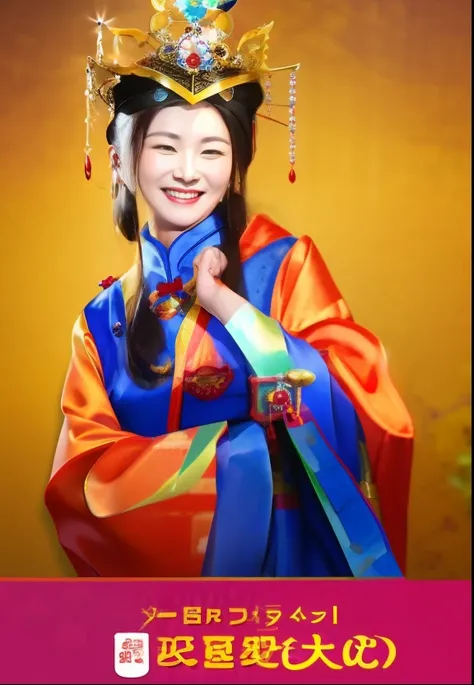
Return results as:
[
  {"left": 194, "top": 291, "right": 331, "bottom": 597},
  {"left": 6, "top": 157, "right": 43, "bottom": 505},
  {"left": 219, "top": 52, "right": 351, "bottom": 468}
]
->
[
  {"left": 269, "top": 228, "right": 414, "bottom": 571},
  {"left": 224, "top": 303, "right": 402, "bottom": 577},
  {"left": 45, "top": 313, "right": 219, "bottom": 578},
  {"left": 202, "top": 422, "right": 274, "bottom": 577}
]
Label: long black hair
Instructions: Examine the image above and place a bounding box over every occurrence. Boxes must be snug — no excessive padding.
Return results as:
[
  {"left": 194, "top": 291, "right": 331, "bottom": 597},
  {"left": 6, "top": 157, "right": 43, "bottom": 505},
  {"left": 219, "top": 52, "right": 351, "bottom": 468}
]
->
[{"left": 107, "top": 82, "right": 262, "bottom": 383}]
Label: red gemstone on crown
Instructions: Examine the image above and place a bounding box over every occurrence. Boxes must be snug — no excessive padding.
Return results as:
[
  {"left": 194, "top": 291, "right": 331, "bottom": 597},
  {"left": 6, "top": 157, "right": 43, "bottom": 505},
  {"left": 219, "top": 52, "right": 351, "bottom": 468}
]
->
[
  {"left": 186, "top": 53, "right": 202, "bottom": 69},
  {"left": 84, "top": 154, "right": 92, "bottom": 181},
  {"left": 273, "top": 389, "right": 291, "bottom": 407},
  {"left": 289, "top": 168, "right": 296, "bottom": 184}
]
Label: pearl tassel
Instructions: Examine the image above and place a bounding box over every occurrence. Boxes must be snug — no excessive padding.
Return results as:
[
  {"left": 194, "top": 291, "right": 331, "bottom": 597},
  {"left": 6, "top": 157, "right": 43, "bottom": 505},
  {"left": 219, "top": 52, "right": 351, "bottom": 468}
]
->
[
  {"left": 264, "top": 74, "right": 272, "bottom": 116},
  {"left": 84, "top": 63, "right": 94, "bottom": 180},
  {"left": 288, "top": 70, "right": 297, "bottom": 183}
]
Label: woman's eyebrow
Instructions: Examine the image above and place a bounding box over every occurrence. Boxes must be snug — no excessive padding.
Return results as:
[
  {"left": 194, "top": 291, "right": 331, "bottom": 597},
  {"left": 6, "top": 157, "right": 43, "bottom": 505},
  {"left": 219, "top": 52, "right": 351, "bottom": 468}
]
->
[{"left": 145, "top": 132, "right": 230, "bottom": 145}]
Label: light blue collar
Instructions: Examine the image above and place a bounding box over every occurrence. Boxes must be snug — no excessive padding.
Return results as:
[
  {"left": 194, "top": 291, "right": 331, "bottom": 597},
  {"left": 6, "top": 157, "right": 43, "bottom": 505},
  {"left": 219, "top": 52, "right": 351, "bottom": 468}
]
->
[{"left": 140, "top": 211, "right": 225, "bottom": 292}]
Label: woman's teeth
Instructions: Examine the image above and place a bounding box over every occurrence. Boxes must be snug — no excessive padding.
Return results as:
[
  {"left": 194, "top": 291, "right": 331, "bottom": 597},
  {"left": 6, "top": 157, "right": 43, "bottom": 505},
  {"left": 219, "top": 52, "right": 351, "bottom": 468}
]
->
[{"left": 165, "top": 190, "right": 201, "bottom": 199}]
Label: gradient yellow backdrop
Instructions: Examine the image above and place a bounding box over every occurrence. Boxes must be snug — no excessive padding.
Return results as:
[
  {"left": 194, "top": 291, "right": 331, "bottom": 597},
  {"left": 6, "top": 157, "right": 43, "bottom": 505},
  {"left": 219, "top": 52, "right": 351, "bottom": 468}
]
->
[{"left": 0, "top": 0, "right": 470, "bottom": 578}]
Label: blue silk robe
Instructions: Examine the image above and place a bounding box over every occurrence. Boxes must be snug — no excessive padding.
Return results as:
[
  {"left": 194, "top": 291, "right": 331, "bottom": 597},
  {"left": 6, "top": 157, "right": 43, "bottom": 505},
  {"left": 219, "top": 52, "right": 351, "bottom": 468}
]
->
[{"left": 45, "top": 210, "right": 413, "bottom": 578}]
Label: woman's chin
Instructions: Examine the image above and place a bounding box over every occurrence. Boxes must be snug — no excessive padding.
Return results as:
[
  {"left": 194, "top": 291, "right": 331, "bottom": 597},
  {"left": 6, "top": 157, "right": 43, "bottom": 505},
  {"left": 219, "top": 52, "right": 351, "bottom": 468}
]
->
[{"left": 153, "top": 204, "right": 217, "bottom": 230}]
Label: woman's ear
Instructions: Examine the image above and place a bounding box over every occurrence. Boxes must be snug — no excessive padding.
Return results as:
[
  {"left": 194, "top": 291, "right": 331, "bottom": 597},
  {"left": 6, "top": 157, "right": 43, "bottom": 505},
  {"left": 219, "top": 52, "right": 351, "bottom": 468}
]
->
[{"left": 108, "top": 145, "right": 121, "bottom": 173}]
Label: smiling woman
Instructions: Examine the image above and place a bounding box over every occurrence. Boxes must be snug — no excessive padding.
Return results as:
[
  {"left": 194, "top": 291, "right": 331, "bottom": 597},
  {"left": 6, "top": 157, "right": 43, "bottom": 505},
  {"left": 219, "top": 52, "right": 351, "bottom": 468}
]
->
[
  {"left": 135, "top": 104, "right": 233, "bottom": 240},
  {"left": 44, "top": 0, "right": 414, "bottom": 579}
]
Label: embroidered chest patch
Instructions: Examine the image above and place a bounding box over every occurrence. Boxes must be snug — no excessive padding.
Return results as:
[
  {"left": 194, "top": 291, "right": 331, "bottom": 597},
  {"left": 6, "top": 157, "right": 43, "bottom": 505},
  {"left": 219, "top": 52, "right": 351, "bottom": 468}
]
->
[{"left": 184, "top": 365, "right": 234, "bottom": 400}]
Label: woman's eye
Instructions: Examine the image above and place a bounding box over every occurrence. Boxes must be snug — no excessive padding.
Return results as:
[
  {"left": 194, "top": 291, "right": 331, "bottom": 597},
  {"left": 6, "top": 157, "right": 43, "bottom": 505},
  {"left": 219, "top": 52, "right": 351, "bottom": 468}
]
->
[
  {"left": 202, "top": 149, "right": 224, "bottom": 156},
  {"left": 153, "top": 144, "right": 176, "bottom": 152}
]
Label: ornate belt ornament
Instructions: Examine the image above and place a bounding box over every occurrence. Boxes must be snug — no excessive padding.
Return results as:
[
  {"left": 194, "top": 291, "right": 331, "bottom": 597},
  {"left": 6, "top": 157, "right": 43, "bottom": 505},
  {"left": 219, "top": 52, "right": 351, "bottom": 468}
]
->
[{"left": 250, "top": 369, "right": 316, "bottom": 434}]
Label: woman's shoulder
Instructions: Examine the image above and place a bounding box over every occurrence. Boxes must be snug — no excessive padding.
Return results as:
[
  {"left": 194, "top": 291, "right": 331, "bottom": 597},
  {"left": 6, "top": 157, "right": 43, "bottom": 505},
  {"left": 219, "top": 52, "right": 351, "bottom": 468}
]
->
[
  {"left": 240, "top": 213, "right": 313, "bottom": 263},
  {"left": 66, "top": 272, "right": 130, "bottom": 375}
]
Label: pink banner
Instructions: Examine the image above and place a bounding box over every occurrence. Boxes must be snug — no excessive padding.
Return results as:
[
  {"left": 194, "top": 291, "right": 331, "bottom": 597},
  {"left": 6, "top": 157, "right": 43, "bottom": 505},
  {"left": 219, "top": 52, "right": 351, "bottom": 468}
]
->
[{"left": 0, "top": 580, "right": 470, "bottom": 683}]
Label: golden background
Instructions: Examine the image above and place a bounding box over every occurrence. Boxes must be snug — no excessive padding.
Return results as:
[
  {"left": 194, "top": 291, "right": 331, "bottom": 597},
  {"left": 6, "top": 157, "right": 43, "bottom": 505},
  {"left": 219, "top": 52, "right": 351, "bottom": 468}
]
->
[{"left": 0, "top": 0, "right": 470, "bottom": 578}]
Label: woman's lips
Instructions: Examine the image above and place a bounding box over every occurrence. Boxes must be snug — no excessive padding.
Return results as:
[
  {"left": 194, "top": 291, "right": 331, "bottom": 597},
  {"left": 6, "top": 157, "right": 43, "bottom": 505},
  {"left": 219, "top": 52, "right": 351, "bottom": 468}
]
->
[{"left": 162, "top": 188, "right": 204, "bottom": 205}]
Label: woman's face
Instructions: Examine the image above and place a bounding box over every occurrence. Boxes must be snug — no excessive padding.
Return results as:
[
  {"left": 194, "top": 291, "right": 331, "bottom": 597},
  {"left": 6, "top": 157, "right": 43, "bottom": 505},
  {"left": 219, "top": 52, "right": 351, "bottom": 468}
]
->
[{"left": 137, "top": 102, "right": 233, "bottom": 234}]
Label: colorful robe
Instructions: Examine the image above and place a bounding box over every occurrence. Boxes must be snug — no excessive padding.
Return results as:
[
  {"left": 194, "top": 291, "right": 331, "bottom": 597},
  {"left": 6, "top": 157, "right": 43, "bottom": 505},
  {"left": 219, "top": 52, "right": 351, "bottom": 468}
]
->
[{"left": 45, "top": 212, "right": 413, "bottom": 577}]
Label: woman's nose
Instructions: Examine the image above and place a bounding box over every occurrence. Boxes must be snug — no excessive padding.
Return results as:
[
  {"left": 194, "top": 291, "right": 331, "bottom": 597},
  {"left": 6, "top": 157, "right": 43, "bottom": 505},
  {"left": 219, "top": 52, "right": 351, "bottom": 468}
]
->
[{"left": 173, "top": 153, "right": 200, "bottom": 184}]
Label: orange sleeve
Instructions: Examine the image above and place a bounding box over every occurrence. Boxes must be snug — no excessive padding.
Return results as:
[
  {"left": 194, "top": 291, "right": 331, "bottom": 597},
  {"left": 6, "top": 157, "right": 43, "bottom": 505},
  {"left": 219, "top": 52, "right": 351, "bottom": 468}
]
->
[
  {"left": 45, "top": 312, "right": 221, "bottom": 577},
  {"left": 271, "top": 235, "right": 414, "bottom": 572},
  {"left": 49, "top": 312, "right": 132, "bottom": 478}
]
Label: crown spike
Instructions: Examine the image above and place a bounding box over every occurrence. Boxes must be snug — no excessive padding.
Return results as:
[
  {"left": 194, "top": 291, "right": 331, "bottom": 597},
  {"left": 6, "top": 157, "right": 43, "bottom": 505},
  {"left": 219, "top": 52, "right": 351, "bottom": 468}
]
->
[
  {"left": 256, "top": 113, "right": 288, "bottom": 127},
  {"left": 96, "top": 20, "right": 104, "bottom": 64},
  {"left": 267, "top": 63, "right": 301, "bottom": 74}
]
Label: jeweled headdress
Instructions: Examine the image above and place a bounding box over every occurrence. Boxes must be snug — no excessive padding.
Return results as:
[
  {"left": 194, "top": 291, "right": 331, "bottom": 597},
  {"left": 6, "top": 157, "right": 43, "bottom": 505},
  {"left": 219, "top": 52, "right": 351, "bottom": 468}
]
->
[{"left": 85, "top": 0, "right": 299, "bottom": 182}]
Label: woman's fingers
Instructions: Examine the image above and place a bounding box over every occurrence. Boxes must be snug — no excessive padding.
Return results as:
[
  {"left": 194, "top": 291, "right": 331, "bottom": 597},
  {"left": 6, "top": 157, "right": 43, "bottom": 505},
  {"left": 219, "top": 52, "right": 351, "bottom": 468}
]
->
[{"left": 194, "top": 247, "right": 227, "bottom": 278}]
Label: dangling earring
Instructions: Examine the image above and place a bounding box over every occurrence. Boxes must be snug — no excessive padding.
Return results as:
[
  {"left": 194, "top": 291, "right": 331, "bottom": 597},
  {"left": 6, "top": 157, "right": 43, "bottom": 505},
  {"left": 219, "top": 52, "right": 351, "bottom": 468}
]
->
[
  {"left": 111, "top": 167, "right": 121, "bottom": 199},
  {"left": 110, "top": 152, "right": 122, "bottom": 199}
]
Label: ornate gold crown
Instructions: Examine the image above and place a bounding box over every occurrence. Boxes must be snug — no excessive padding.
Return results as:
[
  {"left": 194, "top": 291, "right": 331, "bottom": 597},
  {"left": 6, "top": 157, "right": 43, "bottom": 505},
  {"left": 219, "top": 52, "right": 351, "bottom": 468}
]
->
[{"left": 84, "top": 0, "right": 300, "bottom": 183}]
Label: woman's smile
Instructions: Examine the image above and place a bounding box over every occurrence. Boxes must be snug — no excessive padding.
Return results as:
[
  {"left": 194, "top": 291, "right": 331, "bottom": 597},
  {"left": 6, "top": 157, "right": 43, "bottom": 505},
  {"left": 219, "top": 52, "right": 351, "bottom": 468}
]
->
[{"left": 162, "top": 187, "right": 205, "bottom": 204}]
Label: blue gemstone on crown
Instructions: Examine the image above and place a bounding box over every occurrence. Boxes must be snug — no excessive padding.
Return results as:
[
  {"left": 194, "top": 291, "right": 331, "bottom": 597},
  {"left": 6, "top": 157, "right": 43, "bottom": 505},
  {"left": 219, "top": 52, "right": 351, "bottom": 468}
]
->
[
  {"left": 154, "top": 88, "right": 169, "bottom": 102},
  {"left": 174, "top": 0, "right": 207, "bottom": 23}
]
